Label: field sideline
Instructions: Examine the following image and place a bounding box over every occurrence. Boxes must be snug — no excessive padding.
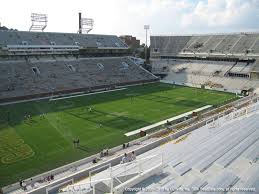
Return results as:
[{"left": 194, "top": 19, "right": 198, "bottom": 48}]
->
[{"left": 0, "top": 83, "right": 236, "bottom": 187}]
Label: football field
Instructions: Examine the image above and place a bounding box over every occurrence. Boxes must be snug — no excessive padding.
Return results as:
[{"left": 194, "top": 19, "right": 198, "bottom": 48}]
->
[{"left": 0, "top": 83, "right": 236, "bottom": 186}]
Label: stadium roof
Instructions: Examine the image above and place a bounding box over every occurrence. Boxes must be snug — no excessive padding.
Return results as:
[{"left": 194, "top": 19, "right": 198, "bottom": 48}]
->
[
  {"left": 150, "top": 33, "right": 259, "bottom": 58},
  {"left": 0, "top": 30, "right": 128, "bottom": 48}
]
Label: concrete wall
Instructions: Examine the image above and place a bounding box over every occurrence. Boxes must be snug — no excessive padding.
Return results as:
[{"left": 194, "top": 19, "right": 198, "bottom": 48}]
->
[{"left": 0, "top": 79, "right": 159, "bottom": 103}]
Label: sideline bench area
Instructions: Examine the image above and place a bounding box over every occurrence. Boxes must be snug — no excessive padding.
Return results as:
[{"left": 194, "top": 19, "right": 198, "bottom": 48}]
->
[{"left": 125, "top": 105, "right": 212, "bottom": 137}]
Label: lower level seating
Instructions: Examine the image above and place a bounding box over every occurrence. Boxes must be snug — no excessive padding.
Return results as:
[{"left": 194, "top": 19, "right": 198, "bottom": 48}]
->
[{"left": 151, "top": 59, "right": 259, "bottom": 92}]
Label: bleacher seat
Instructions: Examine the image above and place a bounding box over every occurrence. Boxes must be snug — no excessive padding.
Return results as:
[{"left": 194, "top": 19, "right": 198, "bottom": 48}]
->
[{"left": 0, "top": 57, "right": 157, "bottom": 101}]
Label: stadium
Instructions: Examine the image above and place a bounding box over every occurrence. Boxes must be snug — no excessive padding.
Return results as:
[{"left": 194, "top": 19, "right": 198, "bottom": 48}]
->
[{"left": 0, "top": 5, "right": 259, "bottom": 194}]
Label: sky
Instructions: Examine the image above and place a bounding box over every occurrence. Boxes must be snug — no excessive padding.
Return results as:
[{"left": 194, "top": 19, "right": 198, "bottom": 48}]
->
[{"left": 0, "top": 0, "right": 259, "bottom": 44}]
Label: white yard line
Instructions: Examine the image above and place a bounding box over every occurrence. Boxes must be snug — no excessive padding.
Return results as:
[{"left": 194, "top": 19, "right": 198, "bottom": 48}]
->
[
  {"left": 49, "top": 88, "right": 127, "bottom": 101},
  {"left": 0, "top": 88, "right": 127, "bottom": 106},
  {"left": 0, "top": 96, "right": 54, "bottom": 106}
]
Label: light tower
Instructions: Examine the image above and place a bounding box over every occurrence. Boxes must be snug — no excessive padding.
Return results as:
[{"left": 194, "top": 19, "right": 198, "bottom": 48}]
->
[
  {"left": 144, "top": 25, "right": 150, "bottom": 63},
  {"left": 78, "top": 12, "right": 94, "bottom": 34},
  {"left": 29, "top": 13, "right": 48, "bottom": 32}
]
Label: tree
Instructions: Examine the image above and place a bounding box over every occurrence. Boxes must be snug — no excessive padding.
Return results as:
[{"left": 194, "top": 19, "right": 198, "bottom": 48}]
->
[
  {"left": 0, "top": 26, "right": 18, "bottom": 31},
  {"left": 0, "top": 26, "right": 9, "bottom": 30}
]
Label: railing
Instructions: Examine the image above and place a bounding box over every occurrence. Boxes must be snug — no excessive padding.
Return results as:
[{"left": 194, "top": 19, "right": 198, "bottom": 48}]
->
[
  {"left": 111, "top": 154, "right": 163, "bottom": 179},
  {"left": 89, "top": 163, "right": 111, "bottom": 187},
  {"left": 206, "top": 97, "right": 259, "bottom": 128},
  {"left": 151, "top": 31, "right": 259, "bottom": 37},
  {"left": 60, "top": 178, "right": 113, "bottom": 194},
  {"left": 58, "top": 154, "right": 163, "bottom": 194}
]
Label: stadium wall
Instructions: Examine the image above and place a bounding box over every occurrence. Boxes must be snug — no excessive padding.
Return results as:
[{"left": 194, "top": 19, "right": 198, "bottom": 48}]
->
[
  {"left": 0, "top": 79, "right": 159, "bottom": 104},
  {"left": 161, "top": 80, "right": 241, "bottom": 94}
]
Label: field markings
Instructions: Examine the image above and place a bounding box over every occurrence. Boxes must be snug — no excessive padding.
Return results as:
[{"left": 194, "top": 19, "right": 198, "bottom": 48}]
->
[
  {"left": 0, "top": 127, "right": 34, "bottom": 164},
  {"left": 45, "top": 114, "right": 73, "bottom": 143},
  {"left": 34, "top": 102, "right": 83, "bottom": 145},
  {"left": 49, "top": 88, "right": 127, "bottom": 101}
]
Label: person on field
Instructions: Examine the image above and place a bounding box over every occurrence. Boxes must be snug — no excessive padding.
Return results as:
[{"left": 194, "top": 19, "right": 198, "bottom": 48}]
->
[
  {"left": 73, "top": 140, "right": 75, "bottom": 148},
  {"left": 74, "top": 139, "right": 80, "bottom": 147},
  {"left": 40, "top": 113, "right": 46, "bottom": 119}
]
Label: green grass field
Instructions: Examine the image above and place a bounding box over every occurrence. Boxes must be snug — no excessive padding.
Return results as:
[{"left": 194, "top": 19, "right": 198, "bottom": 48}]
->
[{"left": 0, "top": 83, "right": 236, "bottom": 187}]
